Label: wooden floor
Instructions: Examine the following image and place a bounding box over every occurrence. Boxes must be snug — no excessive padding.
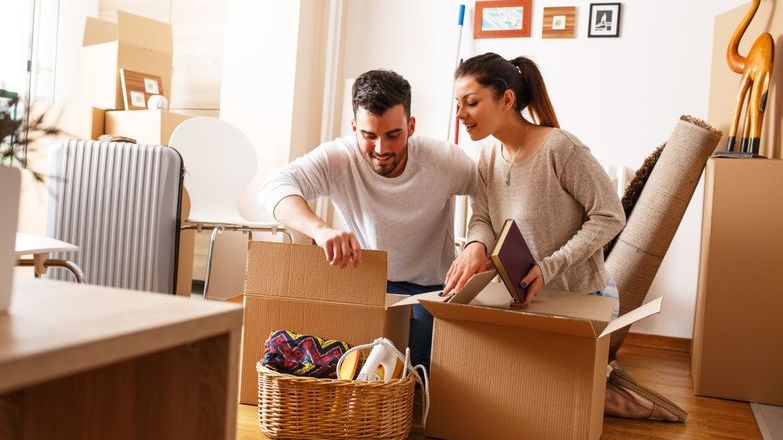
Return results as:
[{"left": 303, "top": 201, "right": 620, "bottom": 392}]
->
[{"left": 237, "top": 336, "right": 761, "bottom": 439}]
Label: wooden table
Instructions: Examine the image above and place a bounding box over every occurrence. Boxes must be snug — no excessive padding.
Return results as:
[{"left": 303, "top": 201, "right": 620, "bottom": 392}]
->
[
  {"left": 14, "top": 232, "right": 84, "bottom": 282},
  {"left": 0, "top": 278, "right": 243, "bottom": 439}
]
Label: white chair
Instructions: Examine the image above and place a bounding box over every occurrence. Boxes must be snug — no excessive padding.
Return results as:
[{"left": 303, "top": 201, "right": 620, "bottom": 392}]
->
[{"left": 169, "top": 117, "right": 292, "bottom": 299}]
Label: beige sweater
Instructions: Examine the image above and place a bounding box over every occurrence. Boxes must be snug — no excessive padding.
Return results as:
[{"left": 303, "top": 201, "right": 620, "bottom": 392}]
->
[{"left": 466, "top": 128, "right": 625, "bottom": 294}]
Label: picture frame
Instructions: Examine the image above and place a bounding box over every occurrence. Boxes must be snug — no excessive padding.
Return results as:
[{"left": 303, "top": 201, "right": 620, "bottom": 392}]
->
[
  {"left": 588, "top": 3, "right": 622, "bottom": 38},
  {"left": 474, "top": 0, "right": 532, "bottom": 39},
  {"left": 119, "top": 68, "right": 164, "bottom": 110},
  {"left": 542, "top": 6, "right": 576, "bottom": 39}
]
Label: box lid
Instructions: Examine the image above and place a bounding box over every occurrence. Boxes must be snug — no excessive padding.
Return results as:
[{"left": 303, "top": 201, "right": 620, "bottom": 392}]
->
[
  {"left": 421, "top": 287, "right": 662, "bottom": 339},
  {"left": 244, "top": 241, "right": 388, "bottom": 307},
  {"left": 83, "top": 11, "right": 172, "bottom": 53}
]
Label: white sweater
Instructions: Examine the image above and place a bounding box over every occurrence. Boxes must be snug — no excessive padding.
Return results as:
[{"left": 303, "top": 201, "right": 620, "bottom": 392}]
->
[{"left": 261, "top": 135, "right": 477, "bottom": 285}]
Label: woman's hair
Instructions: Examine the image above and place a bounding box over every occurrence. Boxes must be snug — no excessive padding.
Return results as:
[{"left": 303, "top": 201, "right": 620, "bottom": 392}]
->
[
  {"left": 352, "top": 69, "right": 412, "bottom": 118},
  {"left": 455, "top": 53, "right": 559, "bottom": 128}
]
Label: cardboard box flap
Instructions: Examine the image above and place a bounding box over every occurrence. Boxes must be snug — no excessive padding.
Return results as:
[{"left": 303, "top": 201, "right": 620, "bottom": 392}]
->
[
  {"left": 598, "top": 297, "right": 663, "bottom": 338},
  {"left": 526, "top": 290, "right": 615, "bottom": 323},
  {"left": 83, "top": 17, "right": 118, "bottom": 46},
  {"left": 421, "top": 300, "right": 600, "bottom": 338},
  {"left": 393, "top": 290, "right": 444, "bottom": 306},
  {"left": 393, "top": 269, "right": 497, "bottom": 307},
  {"left": 116, "top": 11, "right": 173, "bottom": 53},
  {"left": 245, "top": 241, "right": 387, "bottom": 307}
]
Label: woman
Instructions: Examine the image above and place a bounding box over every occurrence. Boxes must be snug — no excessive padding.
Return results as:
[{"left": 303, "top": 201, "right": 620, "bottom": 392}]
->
[{"left": 443, "top": 52, "right": 625, "bottom": 309}]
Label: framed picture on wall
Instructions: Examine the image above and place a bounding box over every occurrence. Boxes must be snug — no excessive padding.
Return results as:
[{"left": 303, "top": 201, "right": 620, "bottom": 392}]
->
[
  {"left": 542, "top": 6, "right": 576, "bottom": 39},
  {"left": 119, "top": 68, "right": 164, "bottom": 110},
  {"left": 588, "top": 3, "right": 622, "bottom": 37},
  {"left": 474, "top": 0, "right": 532, "bottom": 39}
]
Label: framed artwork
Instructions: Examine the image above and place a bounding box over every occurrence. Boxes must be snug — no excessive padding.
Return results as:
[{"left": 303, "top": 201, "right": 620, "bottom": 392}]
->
[
  {"left": 588, "top": 3, "right": 622, "bottom": 38},
  {"left": 474, "top": 0, "right": 532, "bottom": 39},
  {"left": 119, "top": 68, "right": 164, "bottom": 110},
  {"left": 542, "top": 6, "right": 576, "bottom": 39}
]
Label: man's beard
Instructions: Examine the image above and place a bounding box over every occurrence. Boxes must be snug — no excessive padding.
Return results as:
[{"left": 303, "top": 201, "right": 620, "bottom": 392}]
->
[{"left": 362, "top": 139, "right": 408, "bottom": 177}]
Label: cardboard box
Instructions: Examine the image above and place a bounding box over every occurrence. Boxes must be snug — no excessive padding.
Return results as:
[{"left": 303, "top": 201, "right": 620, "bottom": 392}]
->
[
  {"left": 104, "top": 110, "right": 189, "bottom": 145},
  {"left": 411, "top": 281, "right": 660, "bottom": 440},
  {"left": 691, "top": 158, "right": 783, "bottom": 405},
  {"left": 79, "top": 11, "right": 172, "bottom": 110},
  {"left": 239, "top": 241, "right": 411, "bottom": 405}
]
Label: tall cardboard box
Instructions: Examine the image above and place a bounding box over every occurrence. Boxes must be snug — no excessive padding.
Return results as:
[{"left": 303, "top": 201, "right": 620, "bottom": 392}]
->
[
  {"left": 691, "top": 158, "right": 783, "bottom": 405},
  {"left": 79, "top": 11, "right": 172, "bottom": 110},
  {"left": 104, "top": 110, "right": 189, "bottom": 145},
  {"left": 239, "top": 241, "right": 411, "bottom": 405},
  {"left": 418, "top": 283, "right": 661, "bottom": 440}
]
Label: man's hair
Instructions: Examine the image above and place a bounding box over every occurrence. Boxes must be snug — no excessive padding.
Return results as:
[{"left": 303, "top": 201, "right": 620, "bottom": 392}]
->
[{"left": 352, "top": 70, "right": 412, "bottom": 118}]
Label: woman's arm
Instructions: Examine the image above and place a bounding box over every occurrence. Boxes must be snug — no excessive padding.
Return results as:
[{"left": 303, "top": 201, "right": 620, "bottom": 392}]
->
[{"left": 537, "top": 146, "right": 626, "bottom": 284}]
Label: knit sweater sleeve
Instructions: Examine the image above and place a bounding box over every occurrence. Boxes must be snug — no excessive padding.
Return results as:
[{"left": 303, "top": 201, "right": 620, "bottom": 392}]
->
[
  {"left": 465, "top": 149, "right": 496, "bottom": 254},
  {"left": 537, "top": 144, "right": 626, "bottom": 284},
  {"left": 260, "top": 142, "right": 338, "bottom": 219}
]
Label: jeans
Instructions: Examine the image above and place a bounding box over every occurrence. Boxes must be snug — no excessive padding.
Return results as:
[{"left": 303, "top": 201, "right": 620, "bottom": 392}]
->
[
  {"left": 386, "top": 281, "right": 442, "bottom": 370},
  {"left": 591, "top": 278, "right": 620, "bottom": 319}
]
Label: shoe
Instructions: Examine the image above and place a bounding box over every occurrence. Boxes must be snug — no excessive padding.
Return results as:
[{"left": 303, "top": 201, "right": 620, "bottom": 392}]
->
[{"left": 604, "top": 360, "right": 687, "bottom": 422}]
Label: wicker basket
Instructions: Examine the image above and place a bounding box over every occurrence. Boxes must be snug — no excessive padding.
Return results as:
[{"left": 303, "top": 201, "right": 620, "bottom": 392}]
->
[{"left": 257, "top": 362, "right": 416, "bottom": 440}]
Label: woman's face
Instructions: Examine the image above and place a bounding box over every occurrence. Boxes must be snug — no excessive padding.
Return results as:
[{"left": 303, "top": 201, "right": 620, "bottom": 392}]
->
[{"left": 454, "top": 75, "right": 509, "bottom": 141}]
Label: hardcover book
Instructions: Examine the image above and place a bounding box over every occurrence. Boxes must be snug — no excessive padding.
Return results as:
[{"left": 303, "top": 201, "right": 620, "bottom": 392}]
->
[{"left": 490, "top": 219, "right": 536, "bottom": 303}]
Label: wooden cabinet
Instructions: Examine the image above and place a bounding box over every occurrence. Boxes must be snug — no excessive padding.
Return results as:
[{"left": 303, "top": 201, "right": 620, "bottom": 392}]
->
[{"left": 0, "top": 278, "right": 243, "bottom": 439}]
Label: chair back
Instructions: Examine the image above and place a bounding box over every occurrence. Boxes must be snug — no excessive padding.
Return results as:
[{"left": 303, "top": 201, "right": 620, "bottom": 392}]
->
[
  {"left": 169, "top": 117, "right": 258, "bottom": 224},
  {"left": 47, "top": 139, "right": 183, "bottom": 293}
]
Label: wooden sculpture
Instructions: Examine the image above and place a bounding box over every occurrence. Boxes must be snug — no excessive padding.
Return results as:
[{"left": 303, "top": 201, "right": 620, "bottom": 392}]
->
[{"left": 725, "top": 0, "right": 775, "bottom": 155}]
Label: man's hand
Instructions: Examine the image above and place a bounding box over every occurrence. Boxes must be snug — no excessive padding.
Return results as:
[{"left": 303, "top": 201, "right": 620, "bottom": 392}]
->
[
  {"left": 510, "top": 265, "right": 544, "bottom": 308},
  {"left": 443, "top": 242, "right": 490, "bottom": 295},
  {"left": 312, "top": 226, "right": 362, "bottom": 269}
]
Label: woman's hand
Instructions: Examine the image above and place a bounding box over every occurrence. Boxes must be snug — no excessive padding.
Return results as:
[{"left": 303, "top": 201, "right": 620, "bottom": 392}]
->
[
  {"left": 443, "top": 242, "right": 489, "bottom": 296},
  {"left": 510, "top": 264, "right": 544, "bottom": 308}
]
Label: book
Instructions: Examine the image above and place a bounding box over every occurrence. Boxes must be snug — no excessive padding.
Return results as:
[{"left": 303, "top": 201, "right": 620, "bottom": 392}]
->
[{"left": 490, "top": 219, "right": 536, "bottom": 303}]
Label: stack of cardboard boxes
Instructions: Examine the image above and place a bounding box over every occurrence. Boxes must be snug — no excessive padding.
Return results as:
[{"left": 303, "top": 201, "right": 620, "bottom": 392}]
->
[
  {"left": 78, "top": 10, "right": 189, "bottom": 145},
  {"left": 36, "top": 11, "right": 188, "bottom": 147}
]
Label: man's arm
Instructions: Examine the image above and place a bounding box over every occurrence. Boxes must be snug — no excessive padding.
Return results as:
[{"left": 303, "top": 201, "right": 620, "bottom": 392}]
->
[{"left": 273, "top": 195, "right": 362, "bottom": 268}]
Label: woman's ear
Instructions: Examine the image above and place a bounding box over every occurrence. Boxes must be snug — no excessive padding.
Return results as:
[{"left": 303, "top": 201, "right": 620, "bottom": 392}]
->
[{"left": 503, "top": 89, "right": 516, "bottom": 111}]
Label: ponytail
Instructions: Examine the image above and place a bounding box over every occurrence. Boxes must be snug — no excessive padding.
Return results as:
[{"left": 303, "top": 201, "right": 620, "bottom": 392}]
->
[
  {"left": 509, "top": 57, "right": 559, "bottom": 128},
  {"left": 455, "top": 52, "right": 560, "bottom": 128}
]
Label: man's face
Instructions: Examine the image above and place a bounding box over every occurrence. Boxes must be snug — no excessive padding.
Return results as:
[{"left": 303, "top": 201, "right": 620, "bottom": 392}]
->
[{"left": 352, "top": 104, "right": 415, "bottom": 178}]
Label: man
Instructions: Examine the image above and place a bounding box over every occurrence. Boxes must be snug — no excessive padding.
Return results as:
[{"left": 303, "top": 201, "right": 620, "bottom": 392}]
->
[{"left": 261, "top": 69, "right": 476, "bottom": 368}]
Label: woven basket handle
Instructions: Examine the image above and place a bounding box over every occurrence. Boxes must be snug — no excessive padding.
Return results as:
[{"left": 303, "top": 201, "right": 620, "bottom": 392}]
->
[{"left": 337, "top": 337, "right": 430, "bottom": 427}]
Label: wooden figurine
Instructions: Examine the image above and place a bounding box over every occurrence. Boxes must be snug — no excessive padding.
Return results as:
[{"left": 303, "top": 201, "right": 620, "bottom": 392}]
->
[{"left": 726, "top": 0, "right": 775, "bottom": 155}]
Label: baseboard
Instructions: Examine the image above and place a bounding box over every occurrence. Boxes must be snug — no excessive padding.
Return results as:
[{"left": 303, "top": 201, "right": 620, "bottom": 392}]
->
[{"left": 624, "top": 332, "right": 691, "bottom": 353}]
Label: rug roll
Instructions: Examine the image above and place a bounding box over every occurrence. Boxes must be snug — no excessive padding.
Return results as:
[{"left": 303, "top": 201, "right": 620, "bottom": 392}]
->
[{"left": 608, "top": 116, "right": 722, "bottom": 358}]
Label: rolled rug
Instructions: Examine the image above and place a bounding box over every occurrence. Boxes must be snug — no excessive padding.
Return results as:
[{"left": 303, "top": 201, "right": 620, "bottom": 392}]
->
[{"left": 607, "top": 116, "right": 722, "bottom": 358}]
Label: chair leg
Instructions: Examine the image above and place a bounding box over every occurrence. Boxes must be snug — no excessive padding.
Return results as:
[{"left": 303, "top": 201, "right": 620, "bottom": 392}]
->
[
  {"left": 202, "top": 225, "right": 224, "bottom": 300},
  {"left": 44, "top": 260, "right": 86, "bottom": 283},
  {"left": 16, "top": 258, "right": 86, "bottom": 283}
]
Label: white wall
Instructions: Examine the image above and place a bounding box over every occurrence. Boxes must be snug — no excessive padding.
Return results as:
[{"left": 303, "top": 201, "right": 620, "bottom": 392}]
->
[
  {"left": 339, "top": 0, "right": 749, "bottom": 338},
  {"left": 55, "top": 0, "right": 101, "bottom": 103}
]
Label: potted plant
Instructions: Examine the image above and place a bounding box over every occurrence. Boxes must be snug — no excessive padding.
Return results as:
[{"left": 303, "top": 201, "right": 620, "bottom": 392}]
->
[{"left": 0, "top": 90, "right": 57, "bottom": 312}]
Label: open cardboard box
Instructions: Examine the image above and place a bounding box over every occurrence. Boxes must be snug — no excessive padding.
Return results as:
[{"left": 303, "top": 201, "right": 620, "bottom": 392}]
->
[
  {"left": 79, "top": 11, "right": 172, "bottom": 110},
  {"left": 238, "top": 241, "right": 412, "bottom": 405},
  {"left": 104, "top": 109, "right": 189, "bottom": 145},
  {"left": 403, "top": 274, "right": 662, "bottom": 440}
]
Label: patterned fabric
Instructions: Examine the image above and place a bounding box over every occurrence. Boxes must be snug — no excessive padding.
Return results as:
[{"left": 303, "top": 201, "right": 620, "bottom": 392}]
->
[{"left": 263, "top": 330, "right": 351, "bottom": 378}]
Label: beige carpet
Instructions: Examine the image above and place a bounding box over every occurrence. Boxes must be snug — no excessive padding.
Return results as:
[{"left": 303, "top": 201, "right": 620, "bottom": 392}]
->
[{"left": 752, "top": 403, "right": 783, "bottom": 440}]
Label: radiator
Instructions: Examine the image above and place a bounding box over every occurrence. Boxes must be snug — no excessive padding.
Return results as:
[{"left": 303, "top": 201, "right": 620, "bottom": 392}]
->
[{"left": 47, "top": 139, "right": 183, "bottom": 294}]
